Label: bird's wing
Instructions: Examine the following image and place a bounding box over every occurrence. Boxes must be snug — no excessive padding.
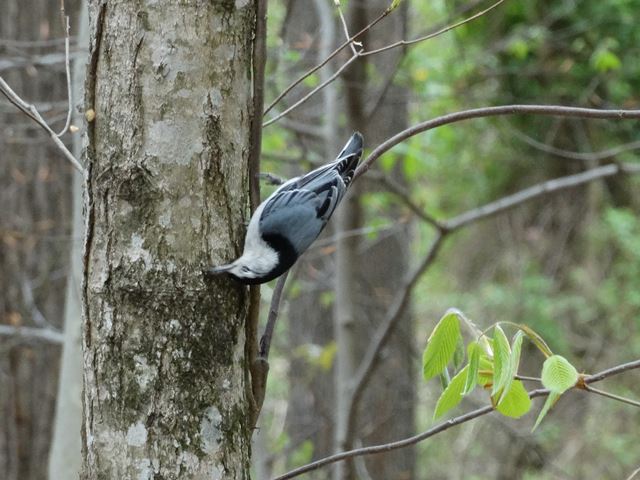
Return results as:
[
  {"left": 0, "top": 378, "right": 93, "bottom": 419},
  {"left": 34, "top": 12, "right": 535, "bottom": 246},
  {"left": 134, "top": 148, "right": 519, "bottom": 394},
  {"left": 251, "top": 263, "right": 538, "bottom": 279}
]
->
[{"left": 259, "top": 177, "right": 343, "bottom": 254}]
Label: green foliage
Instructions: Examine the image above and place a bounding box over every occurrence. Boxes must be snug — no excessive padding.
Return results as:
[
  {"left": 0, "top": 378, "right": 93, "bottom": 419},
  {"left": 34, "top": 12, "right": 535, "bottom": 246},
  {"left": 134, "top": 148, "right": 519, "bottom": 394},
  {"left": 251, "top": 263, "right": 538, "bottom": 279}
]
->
[
  {"left": 491, "top": 325, "right": 511, "bottom": 398},
  {"left": 462, "top": 342, "right": 481, "bottom": 395},
  {"left": 422, "top": 310, "right": 589, "bottom": 429},
  {"left": 541, "top": 355, "right": 578, "bottom": 394},
  {"left": 422, "top": 310, "right": 461, "bottom": 380},
  {"left": 496, "top": 380, "right": 531, "bottom": 418},
  {"left": 433, "top": 365, "right": 468, "bottom": 419}
]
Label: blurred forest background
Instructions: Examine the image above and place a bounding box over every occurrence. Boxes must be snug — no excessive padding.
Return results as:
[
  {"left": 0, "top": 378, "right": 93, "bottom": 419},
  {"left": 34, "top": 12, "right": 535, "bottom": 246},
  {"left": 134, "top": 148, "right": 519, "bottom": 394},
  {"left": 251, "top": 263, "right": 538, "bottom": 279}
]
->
[{"left": 1, "top": 0, "right": 639, "bottom": 479}]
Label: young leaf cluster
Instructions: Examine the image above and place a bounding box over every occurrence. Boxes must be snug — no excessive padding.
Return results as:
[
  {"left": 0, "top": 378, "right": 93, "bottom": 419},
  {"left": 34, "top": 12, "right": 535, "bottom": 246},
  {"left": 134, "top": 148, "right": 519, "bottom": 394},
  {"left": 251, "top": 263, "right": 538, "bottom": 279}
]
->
[{"left": 422, "top": 309, "right": 581, "bottom": 429}]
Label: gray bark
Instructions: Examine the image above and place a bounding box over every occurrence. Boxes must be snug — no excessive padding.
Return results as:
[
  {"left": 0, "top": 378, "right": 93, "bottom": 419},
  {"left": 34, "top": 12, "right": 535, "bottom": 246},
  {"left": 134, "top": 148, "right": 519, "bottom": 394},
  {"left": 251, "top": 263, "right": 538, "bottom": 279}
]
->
[
  {"left": 81, "top": 1, "right": 256, "bottom": 478},
  {"left": 48, "top": 4, "right": 88, "bottom": 479}
]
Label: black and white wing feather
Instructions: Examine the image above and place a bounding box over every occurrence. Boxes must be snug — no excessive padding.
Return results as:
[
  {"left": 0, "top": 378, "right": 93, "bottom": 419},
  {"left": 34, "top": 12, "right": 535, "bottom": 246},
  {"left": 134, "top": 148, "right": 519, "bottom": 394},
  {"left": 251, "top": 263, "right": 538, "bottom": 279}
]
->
[{"left": 259, "top": 132, "right": 363, "bottom": 255}]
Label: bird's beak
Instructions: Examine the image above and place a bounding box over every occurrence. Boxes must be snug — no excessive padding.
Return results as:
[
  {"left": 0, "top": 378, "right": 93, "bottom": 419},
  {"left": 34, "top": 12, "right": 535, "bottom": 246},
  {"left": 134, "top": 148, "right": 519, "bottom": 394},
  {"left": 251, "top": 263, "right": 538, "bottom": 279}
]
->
[{"left": 204, "top": 263, "right": 234, "bottom": 276}]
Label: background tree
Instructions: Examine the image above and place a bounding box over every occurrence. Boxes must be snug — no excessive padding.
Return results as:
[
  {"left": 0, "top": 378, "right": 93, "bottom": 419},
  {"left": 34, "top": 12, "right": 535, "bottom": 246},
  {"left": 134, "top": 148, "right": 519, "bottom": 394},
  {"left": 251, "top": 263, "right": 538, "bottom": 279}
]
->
[{"left": 0, "top": 1, "right": 80, "bottom": 478}]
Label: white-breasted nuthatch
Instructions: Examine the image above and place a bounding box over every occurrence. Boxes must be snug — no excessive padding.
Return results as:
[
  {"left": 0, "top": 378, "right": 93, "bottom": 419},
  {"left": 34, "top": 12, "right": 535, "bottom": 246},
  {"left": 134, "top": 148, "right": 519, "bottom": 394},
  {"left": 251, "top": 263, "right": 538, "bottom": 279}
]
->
[{"left": 207, "top": 132, "right": 363, "bottom": 284}]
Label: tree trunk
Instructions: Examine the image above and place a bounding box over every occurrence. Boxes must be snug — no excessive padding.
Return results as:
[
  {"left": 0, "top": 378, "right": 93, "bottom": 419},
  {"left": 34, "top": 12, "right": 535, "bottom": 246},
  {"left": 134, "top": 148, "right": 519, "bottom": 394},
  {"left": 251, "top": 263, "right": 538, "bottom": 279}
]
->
[{"left": 81, "top": 1, "right": 256, "bottom": 478}]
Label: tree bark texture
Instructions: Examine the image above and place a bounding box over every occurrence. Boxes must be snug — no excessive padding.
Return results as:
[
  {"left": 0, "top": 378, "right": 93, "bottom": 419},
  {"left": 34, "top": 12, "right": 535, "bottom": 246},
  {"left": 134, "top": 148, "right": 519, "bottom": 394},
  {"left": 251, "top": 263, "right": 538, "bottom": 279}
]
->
[{"left": 81, "top": 1, "right": 256, "bottom": 478}]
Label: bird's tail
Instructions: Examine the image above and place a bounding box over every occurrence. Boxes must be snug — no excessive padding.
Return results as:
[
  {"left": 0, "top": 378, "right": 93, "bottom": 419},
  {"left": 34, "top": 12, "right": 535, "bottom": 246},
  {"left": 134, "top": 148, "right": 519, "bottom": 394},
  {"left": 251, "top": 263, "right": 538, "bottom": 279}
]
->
[{"left": 335, "top": 132, "right": 363, "bottom": 186}]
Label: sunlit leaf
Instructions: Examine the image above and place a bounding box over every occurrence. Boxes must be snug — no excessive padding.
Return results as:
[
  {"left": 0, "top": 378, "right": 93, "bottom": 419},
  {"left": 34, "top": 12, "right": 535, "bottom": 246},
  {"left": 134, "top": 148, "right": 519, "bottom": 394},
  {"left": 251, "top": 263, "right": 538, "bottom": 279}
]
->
[
  {"left": 541, "top": 355, "right": 578, "bottom": 394},
  {"left": 499, "top": 331, "right": 524, "bottom": 404},
  {"left": 434, "top": 366, "right": 468, "bottom": 419},
  {"left": 532, "top": 392, "right": 561, "bottom": 431},
  {"left": 496, "top": 380, "right": 532, "bottom": 418},
  {"left": 491, "top": 325, "right": 511, "bottom": 397},
  {"left": 422, "top": 310, "right": 461, "bottom": 380},
  {"left": 463, "top": 341, "right": 481, "bottom": 395},
  {"left": 478, "top": 354, "right": 493, "bottom": 388},
  {"left": 517, "top": 324, "right": 552, "bottom": 358}
]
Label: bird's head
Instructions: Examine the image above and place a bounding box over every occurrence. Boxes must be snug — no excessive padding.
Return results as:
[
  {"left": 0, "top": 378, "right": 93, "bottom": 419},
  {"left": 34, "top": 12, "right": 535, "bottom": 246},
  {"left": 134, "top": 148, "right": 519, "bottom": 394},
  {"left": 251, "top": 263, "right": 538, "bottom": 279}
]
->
[{"left": 205, "top": 248, "right": 279, "bottom": 285}]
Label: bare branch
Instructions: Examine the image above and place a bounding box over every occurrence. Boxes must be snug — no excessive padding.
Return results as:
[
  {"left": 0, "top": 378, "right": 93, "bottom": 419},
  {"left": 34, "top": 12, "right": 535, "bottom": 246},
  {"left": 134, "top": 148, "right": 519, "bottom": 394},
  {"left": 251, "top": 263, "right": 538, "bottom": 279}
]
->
[
  {"left": 509, "top": 127, "right": 640, "bottom": 161},
  {"left": 259, "top": 271, "right": 290, "bottom": 360},
  {"left": 335, "top": 0, "right": 360, "bottom": 55},
  {"left": 57, "top": 14, "right": 73, "bottom": 137},
  {"left": 0, "top": 324, "right": 64, "bottom": 344},
  {"left": 56, "top": 2, "right": 73, "bottom": 137},
  {"left": 366, "top": 170, "right": 443, "bottom": 229},
  {"left": 443, "top": 163, "right": 627, "bottom": 231},
  {"left": 583, "top": 385, "right": 640, "bottom": 409},
  {"left": 275, "top": 359, "right": 640, "bottom": 479},
  {"left": 0, "top": 77, "right": 83, "bottom": 172},
  {"left": 262, "top": 6, "right": 391, "bottom": 117},
  {"left": 361, "top": 0, "right": 506, "bottom": 57},
  {"left": 355, "top": 104, "right": 640, "bottom": 180},
  {"left": 251, "top": 271, "right": 290, "bottom": 428},
  {"left": 263, "top": 53, "right": 361, "bottom": 128},
  {"left": 626, "top": 466, "right": 640, "bottom": 480}
]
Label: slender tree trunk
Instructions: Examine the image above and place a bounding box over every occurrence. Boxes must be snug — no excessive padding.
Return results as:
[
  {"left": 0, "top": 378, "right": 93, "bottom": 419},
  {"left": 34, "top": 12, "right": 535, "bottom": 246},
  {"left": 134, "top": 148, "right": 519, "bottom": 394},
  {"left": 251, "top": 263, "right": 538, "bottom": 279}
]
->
[
  {"left": 48, "top": 4, "right": 88, "bottom": 479},
  {"left": 81, "top": 1, "right": 256, "bottom": 478},
  {"left": 335, "top": 1, "right": 415, "bottom": 479}
]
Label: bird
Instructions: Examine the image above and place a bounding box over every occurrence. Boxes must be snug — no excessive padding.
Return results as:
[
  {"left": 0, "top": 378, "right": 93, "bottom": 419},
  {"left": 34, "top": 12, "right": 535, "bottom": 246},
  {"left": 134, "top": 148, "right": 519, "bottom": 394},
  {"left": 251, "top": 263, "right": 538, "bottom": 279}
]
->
[{"left": 206, "top": 132, "right": 364, "bottom": 285}]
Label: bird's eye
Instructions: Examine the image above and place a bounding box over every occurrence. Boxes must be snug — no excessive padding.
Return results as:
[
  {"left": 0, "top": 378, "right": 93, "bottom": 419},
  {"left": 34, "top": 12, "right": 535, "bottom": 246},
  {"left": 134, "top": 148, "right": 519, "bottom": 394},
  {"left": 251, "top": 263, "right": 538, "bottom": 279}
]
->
[{"left": 241, "top": 266, "right": 250, "bottom": 273}]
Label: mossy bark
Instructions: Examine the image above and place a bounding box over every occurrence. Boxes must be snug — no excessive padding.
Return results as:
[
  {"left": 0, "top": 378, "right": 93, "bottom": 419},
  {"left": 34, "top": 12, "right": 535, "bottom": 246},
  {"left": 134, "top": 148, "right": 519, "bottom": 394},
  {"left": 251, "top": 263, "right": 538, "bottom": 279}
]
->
[{"left": 81, "top": 1, "right": 256, "bottom": 478}]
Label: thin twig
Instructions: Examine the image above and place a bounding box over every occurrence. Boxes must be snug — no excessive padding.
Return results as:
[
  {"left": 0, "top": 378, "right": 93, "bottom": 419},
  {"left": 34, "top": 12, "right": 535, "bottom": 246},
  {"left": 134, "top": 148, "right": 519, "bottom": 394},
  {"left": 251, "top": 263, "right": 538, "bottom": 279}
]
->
[
  {"left": 275, "top": 360, "right": 640, "bottom": 479},
  {"left": 0, "top": 324, "right": 64, "bottom": 344},
  {"left": 259, "top": 271, "right": 290, "bottom": 359},
  {"left": 626, "top": 466, "right": 640, "bottom": 480},
  {"left": 0, "top": 77, "right": 83, "bottom": 172},
  {"left": 56, "top": 5, "right": 73, "bottom": 137},
  {"left": 366, "top": 170, "right": 443, "bottom": 229},
  {"left": 509, "top": 127, "right": 640, "bottom": 162},
  {"left": 263, "top": 6, "right": 390, "bottom": 117},
  {"left": 263, "top": 52, "right": 361, "bottom": 128},
  {"left": 247, "top": 0, "right": 268, "bottom": 431},
  {"left": 361, "top": 0, "right": 506, "bottom": 57},
  {"left": 582, "top": 385, "right": 640, "bottom": 409},
  {"left": 335, "top": 0, "right": 360, "bottom": 55},
  {"left": 355, "top": 104, "right": 640, "bottom": 179},
  {"left": 443, "top": 163, "right": 624, "bottom": 231}
]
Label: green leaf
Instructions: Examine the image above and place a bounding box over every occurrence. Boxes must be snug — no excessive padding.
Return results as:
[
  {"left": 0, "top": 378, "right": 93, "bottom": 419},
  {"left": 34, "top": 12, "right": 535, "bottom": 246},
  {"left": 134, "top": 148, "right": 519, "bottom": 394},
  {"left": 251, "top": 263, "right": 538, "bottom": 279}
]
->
[
  {"left": 463, "top": 342, "right": 481, "bottom": 395},
  {"left": 452, "top": 338, "right": 465, "bottom": 371},
  {"left": 496, "top": 380, "right": 532, "bottom": 418},
  {"left": 491, "top": 325, "right": 511, "bottom": 397},
  {"left": 541, "top": 355, "right": 578, "bottom": 394},
  {"left": 517, "top": 324, "right": 552, "bottom": 358},
  {"left": 422, "top": 310, "right": 461, "bottom": 380},
  {"left": 478, "top": 354, "right": 494, "bottom": 388},
  {"left": 433, "top": 366, "right": 468, "bottom": 420},
  {"left": 532, "top": 392, "right": 560, "bottom": 431},
  {"left": 499, "top": 331, "right": 524, "bottom": 404}
]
